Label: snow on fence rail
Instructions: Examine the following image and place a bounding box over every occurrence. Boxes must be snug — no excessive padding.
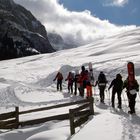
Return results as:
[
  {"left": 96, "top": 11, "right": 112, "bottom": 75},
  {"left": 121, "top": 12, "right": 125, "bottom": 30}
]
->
[{"left": 0, "top": 97, "right": 94, "bottom": 134}]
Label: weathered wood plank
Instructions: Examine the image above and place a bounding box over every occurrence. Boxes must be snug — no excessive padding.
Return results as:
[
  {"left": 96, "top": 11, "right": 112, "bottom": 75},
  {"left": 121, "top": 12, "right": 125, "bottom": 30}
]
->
[
  {"left": 74, "top": 113, "right": 90, "bottom": 128},
  {"left": 69, "top": 109, "right": 75, "bottom": 135},
  {"left": 19, "top": 99, "right": 89, "bottom": 115},
  {"left": 70, "top": 103, "right": 90, "bottom": 114},
  {"left": 0, "top": 123, "right": 18, "bottom": 129},
  {"left": 19, "top": 113, "right": 69, "bottom": 127},
  {"left": 69, "top": 98, "right": 94, "bottom": 135},
  {"left": 0, "top": 111, "right": 16, "bottom": 120},
  {"left": 0, "top": 119, "right": 16, "bottom": 126},
  {"left": 74, "top": 110, "right": 90, "bottom": 117}
]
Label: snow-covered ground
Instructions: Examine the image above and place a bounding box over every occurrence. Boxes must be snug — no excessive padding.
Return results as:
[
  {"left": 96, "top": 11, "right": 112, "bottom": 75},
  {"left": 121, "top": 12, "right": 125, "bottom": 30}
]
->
[{"left": 0, "top": 27, "right": 140, "bottom": 140}]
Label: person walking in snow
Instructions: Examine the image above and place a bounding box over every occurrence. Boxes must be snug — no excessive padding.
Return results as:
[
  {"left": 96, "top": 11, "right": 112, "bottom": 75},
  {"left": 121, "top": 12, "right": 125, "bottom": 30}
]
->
[
  {"left": 86, "top": 81, "right": 92, "bottom": 98},
  {"left": 108, "top": 74, "right": 123, "bottom": 109},
  {"left": 78, "top": 66, "right": 88, "bottom": 97},
  {"left": 65, "top": 72, "right": 74, "bottom": 94},
  {"left": 123, "top": 77, "right": 139, "bottom": 114},
  {"left": 74, "top": 70, "right": 80, "bottom": 95},
  {"left": 53, "top": 71, "right": 63, "bottom": 91},
  {"left": 95, "top": 71, "right": 107, "bottom": 103},
  {"left": 88, "top": 68, "right": 94, "bottom": 86}
]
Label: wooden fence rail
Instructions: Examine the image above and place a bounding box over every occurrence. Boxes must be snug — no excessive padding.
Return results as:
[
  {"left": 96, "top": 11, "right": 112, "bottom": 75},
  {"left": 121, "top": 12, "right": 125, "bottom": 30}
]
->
[
  {"left": 0, "top": 107, "right": 19, "bottom": 129},
  {"left": 0, "top": 97, "right": 94, "bottom": 133},
  {"left": 69, "top": 97, "right": 94, "bottom": 135}
]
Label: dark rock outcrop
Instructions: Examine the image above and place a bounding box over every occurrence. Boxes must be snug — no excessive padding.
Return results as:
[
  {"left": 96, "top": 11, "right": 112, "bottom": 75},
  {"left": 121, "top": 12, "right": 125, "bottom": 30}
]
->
[{"left": 0, "top": 0, "right": 55, "bottom": 60}]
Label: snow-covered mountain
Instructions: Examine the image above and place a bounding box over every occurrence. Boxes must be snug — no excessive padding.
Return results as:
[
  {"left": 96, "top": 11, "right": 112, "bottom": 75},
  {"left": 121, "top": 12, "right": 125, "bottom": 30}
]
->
[
  {"left": 0, "top": 26, "right": 140, "bottom": 140},
  {"left": 48, "top": 32, "right": 78, "bottom": 51},
  {"left": 0, "top": 0, "right": 55, "bottom": 60}
]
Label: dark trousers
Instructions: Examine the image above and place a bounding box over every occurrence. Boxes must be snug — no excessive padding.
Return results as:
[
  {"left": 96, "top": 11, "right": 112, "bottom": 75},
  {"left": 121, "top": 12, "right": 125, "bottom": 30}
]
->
[
  {"left": 79, "top": 86, "right": 84, "bottom": 97},
  {"left": 68, "top": 83, "right": 73, "bottom": 94},
  {"left": 57, "top": 80, "right": 62, "bottom": 91},
  {"left": 127, "top": 93, "right": 137, "bottom": 113},
  {"left": 111, "top": 89, "right": 122, "bottom": 107},
  {"left": 74, "top": 82, "right": 77, "bottom": 95},
  {"left": 99, "top": 86, "right": 105, "bottom": 102}
]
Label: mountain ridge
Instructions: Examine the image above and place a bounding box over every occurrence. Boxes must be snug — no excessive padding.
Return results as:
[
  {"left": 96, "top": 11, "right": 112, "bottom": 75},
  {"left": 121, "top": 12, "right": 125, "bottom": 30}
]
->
[{"left": 0, "top": 0, "right": 55, "bottom": 60}]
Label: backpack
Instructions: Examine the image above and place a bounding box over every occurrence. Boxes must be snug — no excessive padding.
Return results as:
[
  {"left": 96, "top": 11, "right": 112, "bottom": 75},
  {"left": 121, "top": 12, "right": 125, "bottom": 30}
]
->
[
  {"left": 58, "top": 73, "right": 63, "bottom": 80},
  {"left": 71, "top": 72, "right": 75, "bottom": 80},
  {"left": 98, "top": 73, "right": 106, "bottom": 83}
]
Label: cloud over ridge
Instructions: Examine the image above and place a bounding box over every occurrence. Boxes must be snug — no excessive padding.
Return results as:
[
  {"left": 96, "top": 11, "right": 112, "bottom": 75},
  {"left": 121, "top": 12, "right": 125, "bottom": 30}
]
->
[{"left": 14, "top": 0, "right": 136, "bottom": 46}]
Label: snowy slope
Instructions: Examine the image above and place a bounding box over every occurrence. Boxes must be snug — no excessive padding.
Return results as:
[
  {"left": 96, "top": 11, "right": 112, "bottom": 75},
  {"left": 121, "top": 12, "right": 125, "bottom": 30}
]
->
[{"left": 0, "top": 27, "right": 140, "bottom": 140}]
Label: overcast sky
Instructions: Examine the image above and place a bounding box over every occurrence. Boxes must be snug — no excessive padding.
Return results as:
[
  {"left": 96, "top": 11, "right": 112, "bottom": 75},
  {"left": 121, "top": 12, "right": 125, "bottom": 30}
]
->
[{"left": 14, "top": 0, "right": 138, "bottom": 45}]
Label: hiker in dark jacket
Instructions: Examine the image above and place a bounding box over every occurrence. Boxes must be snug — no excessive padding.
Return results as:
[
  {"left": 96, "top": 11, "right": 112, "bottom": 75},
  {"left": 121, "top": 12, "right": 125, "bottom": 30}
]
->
[
  {"left": 108, "top": 74, "right": 123, "bottom": 109},
  {"left": 53, "top": 72, "right": 63, "bottom": 91},
  {"left": 123, "top": 77, "right": 139, "bottom": 114},
  {"left": 95, "top": 71, "right": 107, "bottom": 103},
  {"left": 74, "top": 70, "right": 80, "bottom": 95}
]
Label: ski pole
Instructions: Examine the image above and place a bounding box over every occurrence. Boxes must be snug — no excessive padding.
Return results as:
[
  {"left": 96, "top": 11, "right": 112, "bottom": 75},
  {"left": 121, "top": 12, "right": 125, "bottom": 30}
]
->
[
  {"left": 137, "top": 91, "right": 140, "bottom": 102},
  {"left": 108, "top": 89, "right": 113, "bottom": 112},
  {"left": 106, "top": 83, "right": 110, "bottom": 106},
  {"left": 122, "top": 91, "right": 128, "bottom": 112},
  {"left": 137, "top": 91, "right": 140, "bottom": 99},
  {"left": 93, "top": 85, "right": 98, "bottom": 104},
  {"left": 108, "top": 89, "right": 111, "bottom": 107}
]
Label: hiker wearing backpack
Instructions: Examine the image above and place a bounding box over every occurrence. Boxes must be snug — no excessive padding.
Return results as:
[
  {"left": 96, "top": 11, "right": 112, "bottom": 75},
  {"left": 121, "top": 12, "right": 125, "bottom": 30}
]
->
[
  {"left": 65, "top": 72, "right": 74, "bottom": 94},
  {"left": 53, "top": 72, "right": 63, "bottom": 91},
  {"left": 123, "top": 77, "right": 139, "bottom": 114},
  {"left": 95, "top": 71, "right": 107, "bottom": 103},
  {"left": 78, "top": 66, "right": 88, "bottom": 97},
  {"left": 108, "top": 74, "right": 123, "bottom": 109}
]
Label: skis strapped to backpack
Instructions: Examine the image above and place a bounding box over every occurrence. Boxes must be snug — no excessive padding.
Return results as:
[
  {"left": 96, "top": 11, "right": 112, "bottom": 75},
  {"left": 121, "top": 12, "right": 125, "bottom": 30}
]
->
[
  {"left": 127, "top": 62, "right": 135, "bottom": 86},
  {"left": 88, "top": 62, "right": 93, "bottom": 71},
  {"left": 88, "top": 62, "right": 94, "bottom": 85}
]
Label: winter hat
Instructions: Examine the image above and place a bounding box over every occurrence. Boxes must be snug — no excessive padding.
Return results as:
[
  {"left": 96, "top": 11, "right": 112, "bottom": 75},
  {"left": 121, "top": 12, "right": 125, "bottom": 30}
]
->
[
  {"left": 116, "top": 74, "right": 122, "bottom": 79},
  {"left": 81, "top": 66, "right": 85, "bottom": 71}
]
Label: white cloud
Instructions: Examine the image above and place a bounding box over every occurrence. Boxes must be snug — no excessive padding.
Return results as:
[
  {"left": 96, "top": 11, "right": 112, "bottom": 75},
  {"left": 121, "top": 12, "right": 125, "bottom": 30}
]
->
[
  {"left": 14, "top": 0, "right": 135, "bottom": 46},
  {"left": 103, "top": 0, "right": 128, "bottom": 7}
]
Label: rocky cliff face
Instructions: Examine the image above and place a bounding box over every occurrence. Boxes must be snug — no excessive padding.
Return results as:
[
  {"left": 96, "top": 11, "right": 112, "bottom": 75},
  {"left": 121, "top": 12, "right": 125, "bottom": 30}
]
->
[
  {"left": 0, "top": 0, "right": 55, "bottom": 60},
  {"left": 48, "top": 32, "right": 77, "bottom": 51}
]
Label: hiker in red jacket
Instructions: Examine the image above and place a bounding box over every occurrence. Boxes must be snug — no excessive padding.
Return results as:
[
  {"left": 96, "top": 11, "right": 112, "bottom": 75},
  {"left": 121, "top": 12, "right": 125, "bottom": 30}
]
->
[
  {"left": 78, "top": 66, "right": 88, "bottom": 97},
  {"left": 53, "top": 72, "right": 63, "bottom": 91},
  {"left": 86, "top": 81, "right": 92, "bottom": 98},
  {"left": 65, "top": 72, "right": 74, "bottom": 94}
]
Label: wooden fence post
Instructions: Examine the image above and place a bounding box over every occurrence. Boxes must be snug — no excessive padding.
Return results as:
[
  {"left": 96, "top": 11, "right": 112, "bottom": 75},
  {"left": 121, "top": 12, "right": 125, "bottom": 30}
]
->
[
  {"left": 89, "top": 97, "right": 94, "bottom": 115},
  {"left": 69, "top": 109, "right": 75, "bottom": 135},
  {"left": 15, "top": 107, "right": 19, "bottom": 128}
]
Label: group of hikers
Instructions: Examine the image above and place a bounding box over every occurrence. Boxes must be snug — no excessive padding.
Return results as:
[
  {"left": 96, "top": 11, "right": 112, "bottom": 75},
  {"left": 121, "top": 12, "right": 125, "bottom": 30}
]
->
[{"left": 53, "top": 64, "right": 139, "bottom": 114}]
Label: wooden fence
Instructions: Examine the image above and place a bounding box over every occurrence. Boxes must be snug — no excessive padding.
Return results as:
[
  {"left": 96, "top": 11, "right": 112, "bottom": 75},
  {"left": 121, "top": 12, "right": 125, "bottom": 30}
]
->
[
  {"left": 69, "top": 97, "right": 94, "bottom": 135},
  {"left": 0, "top": 97, "right": 94, "bottom": 133},
  {"left": 0, "top": 107, "right": 19, "bottom": 129}
]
